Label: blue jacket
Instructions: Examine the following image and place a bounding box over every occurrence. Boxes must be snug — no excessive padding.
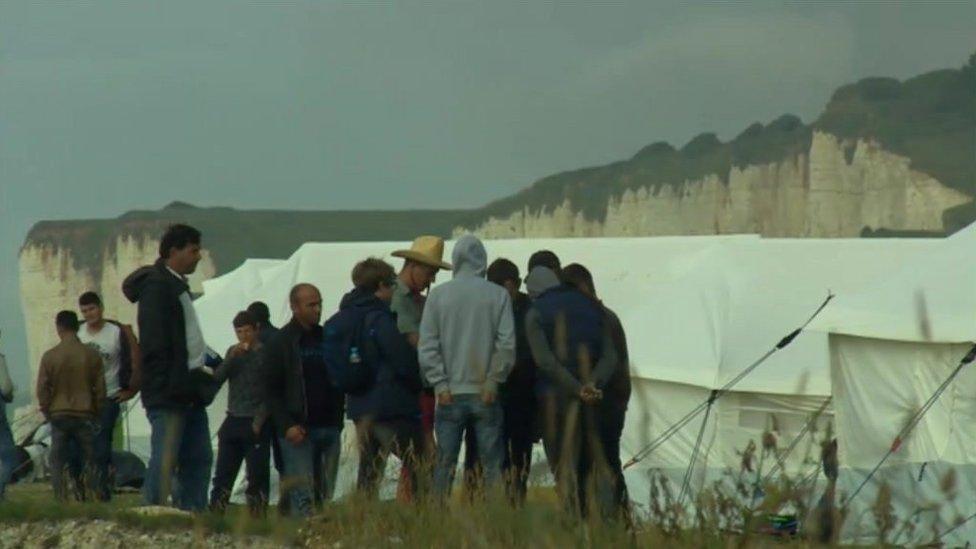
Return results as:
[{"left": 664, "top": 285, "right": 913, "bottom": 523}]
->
[
  {"left": 344, "top": 288, "right": 423, "bottom": 422},
  {"left": 525, "top": 271, "right": 618, "bottom": 397}
]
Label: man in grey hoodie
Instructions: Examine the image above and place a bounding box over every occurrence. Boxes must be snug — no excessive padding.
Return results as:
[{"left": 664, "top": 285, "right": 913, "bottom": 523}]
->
[{"left": 419, "top": 235, "right": 515, "bottom": 497}]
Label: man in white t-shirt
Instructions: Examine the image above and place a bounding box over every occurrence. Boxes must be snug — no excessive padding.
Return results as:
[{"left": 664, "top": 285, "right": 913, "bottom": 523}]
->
[{"left": 78, "top": 292, "right": 140, "bottom": 502}]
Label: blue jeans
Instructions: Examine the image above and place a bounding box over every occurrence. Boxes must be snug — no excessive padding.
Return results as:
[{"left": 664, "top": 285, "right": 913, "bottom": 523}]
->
[
  {"left": 0, "top": 408, "right": 16, "bottom": 499},
  {"left": 142, "top": 405, "right": 213, "bottom": 511},
  {"left": 93, "top": 398, "right": 121, "bottom": 501},
  {"left": 434, "top": 394, "right": 503, "bottom": 496},
  {"left": 277, "top": 426, "right": 342, "bottom": 517}
]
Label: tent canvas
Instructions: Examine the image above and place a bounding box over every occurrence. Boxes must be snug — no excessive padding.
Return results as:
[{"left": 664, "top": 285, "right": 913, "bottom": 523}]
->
[{"left": 807, "top": 222, "right": 976, "bottom": 545}]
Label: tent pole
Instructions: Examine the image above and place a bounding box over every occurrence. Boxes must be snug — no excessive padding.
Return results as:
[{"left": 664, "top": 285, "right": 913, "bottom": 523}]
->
[{"left": 676, "top": 390, "right": 717, "bottom": 510}]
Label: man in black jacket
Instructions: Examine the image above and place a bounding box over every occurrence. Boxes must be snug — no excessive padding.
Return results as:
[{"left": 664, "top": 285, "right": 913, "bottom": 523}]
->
[
  {"left": 122, "top": 224, "right": 213, "bottom": 512},
  {"left": 263, "top": 283, "right": 345, "bottom": 517},
  {"left": 562, "top": 263, "right": 631, "bottom": 521}
]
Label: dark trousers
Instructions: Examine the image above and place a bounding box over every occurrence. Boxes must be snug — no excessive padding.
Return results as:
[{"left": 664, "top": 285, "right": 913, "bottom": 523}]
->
[
  {"left": 269, "top": 424, "right": 290, "bottom": 514},
  {"left": 540, "top": 396, "right": 619, "bottom": 520},
  {"left": 210, "top": 416, "right": 271, "bottom": 513},
  {"left": 355, "top": 417, "right": 425, "bottom": 499},
  {"left": 92, "top": 398, "right": 121, "bottom": 501},
  {"left": 598, "top": 405, "right": 629, "bottom": 519},
  {"left": 50, "top": 415, "right": 95, "bottom": 501}
]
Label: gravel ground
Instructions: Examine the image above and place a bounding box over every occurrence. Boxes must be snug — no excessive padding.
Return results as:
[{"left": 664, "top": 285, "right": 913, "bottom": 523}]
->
[{"left": 0, "top": 519, "right": 291, "bottom": 549}]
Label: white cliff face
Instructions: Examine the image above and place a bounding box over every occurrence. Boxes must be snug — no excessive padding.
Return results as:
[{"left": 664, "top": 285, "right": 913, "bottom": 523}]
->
[
  {"left": 460, "top": 132, "right": 970, "bottom": 238},
  {"left": 18, "top": 236, "right": 216, "bottom": 393}
]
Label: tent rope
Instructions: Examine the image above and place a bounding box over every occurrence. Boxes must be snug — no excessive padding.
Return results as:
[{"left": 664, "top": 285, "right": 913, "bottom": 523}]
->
[
  {"left": 676, "top": 390, "right": 717, "bottom": 509},
  {"left": 761, "top": 396, "right": 833, "bottom": 485},
  {"left": 939, "top": 509, "right": 976, "bottom": 542},
  {"left": 841, "top": 343, "right": 976, "bottom": 511},
  {"left": 624, "top": 292, "right": 835, "bottom": 470}
]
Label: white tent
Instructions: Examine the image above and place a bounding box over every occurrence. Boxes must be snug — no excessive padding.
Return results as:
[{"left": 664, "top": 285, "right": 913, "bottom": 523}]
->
[
  {"left": 112, "top": 228, "right": 974, "bottom": 543},
  {"left": 809, "top": 223, "right": 976, "bottom": 545}
]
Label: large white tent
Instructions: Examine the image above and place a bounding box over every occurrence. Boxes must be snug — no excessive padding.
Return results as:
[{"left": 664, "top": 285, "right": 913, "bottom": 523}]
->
[
  {"left": 809, "top": 223, "right": 976, "bottom": 545},
  {"left": 105, "top": 225, "right": 974, "bottom": 543}
]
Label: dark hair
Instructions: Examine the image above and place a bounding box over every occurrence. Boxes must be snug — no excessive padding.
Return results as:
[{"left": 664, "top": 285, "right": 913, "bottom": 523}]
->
[
  {"left": 562, "top": 263, "right": 596, "bottom": 297},
  {"left": 56, "top": 310, "right": 80, "bottom": 332},
  {"left": 232, "top": 311, "right": 258, "bottom": 329},
  {"left": 289, "top": 283, "right": 320, "bottom": 305},
  {"left": 487, "top": 258, "right": 520, "bottom": 287},
  {"left": 246, "top": 301, "right": 271, "bottom": 323},
  {"left": 78, "top": 291, "right": 102, "bottom": 308},
  {"left": 528, "top": 250, "right": 561, "bottom": 274},
  {"left": 352, "top": 258, "right": 396, "bottom": 293},
  {"left": 159, "top": 224, "right": 202, "bottom": 259}
]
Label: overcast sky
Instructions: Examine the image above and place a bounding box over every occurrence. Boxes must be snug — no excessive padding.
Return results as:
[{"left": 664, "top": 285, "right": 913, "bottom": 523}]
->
[{"left": 1, "top": 1, "right": 973, "bottom": 391}]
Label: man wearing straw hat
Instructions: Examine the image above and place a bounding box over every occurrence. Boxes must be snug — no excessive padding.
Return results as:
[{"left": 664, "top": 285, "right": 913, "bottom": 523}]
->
[{"left": 389, "top": 236, "right": 452, "bottom": 496}]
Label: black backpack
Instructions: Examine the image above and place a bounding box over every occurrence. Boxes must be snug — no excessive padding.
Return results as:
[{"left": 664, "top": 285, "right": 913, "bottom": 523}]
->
[{"left": 322, "top": 307, "right": 381, "bottom": 394}]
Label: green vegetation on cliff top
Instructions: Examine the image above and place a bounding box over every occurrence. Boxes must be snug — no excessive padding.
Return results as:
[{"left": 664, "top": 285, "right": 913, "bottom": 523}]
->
[{"left": 24, "top": 55, "right": 976, "bottom": 279}]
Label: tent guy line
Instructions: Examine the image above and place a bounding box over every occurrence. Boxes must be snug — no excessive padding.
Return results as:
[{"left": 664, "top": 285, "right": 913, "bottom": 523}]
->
[
  {"left": 841, "top": 343, "right": 976, "bottom": 510},
  {"left": 624, "top": 292, "right": 835, "bottom": 471}
]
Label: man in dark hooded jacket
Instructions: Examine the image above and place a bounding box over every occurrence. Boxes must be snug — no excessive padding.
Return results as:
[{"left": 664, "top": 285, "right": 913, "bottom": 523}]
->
[
  {"left": 342, "top": 258, "right": 425, "bottom": 498},
  {"left": 122, "top": 224, "right": 213, "bottom": 511}
]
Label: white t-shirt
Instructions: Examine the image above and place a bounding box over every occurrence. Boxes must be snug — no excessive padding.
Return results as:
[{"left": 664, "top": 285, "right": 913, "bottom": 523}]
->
[
  {"left": 167, "top": 266, "right": 207, "bottom": 371},
  {"left": 79, "top": 322, "right": 122, "bottom": 396}
]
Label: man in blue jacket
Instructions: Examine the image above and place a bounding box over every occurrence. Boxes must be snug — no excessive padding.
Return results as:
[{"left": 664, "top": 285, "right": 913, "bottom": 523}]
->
[{"left": 343, "top": 258, "right": 425, "bottom": 499}]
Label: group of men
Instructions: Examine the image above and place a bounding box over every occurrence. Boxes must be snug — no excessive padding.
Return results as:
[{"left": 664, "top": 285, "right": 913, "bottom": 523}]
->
[{"left": 26, "top": 223, "right": 632, "bottom": 522}]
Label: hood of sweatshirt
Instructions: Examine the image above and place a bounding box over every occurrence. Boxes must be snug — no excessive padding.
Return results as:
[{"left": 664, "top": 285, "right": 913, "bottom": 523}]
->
[
  {"left": 451, "top": 234, "right": 487, "bottom": 279},
  {"left": 525, "top": 266, "right": 561, "bottom": 299},
  {"left": 122, "top": 259, "right": 187, "bottom": 303}
]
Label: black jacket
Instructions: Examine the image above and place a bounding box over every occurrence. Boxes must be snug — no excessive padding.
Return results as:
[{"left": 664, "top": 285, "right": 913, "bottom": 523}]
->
[
  {"left": 501, "top": 292, "right": 536, "bottom": 411},
  {"left": 343, "top": 289, "right": 423, "bottom": 423},
  {"left": 263, "top": 318, "right": 350, "bottom": 436},
  {"left": 122, "top": 259, "right": 192, "bottom": 409},
  {"left": 602, "top": 307, "right": 631, "bottom": 416}
]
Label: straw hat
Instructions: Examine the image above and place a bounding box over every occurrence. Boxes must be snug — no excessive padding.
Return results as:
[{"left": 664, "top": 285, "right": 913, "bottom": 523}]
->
[{"left": 391, "top": 236, "right": 453, "bottom": 270}]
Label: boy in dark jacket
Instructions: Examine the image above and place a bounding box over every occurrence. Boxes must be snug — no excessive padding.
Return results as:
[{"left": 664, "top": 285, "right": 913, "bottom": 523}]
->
[
  {"left": 343, "top": 258, "right": 425, "bottom": 498},
  {"left": 122, "top": 224, "right": 213, "bottom": 512},
  {"left": 262, "top": 283, "right": 345, "bottom": 517},
  {"left": 209, "top": 311, "right": 270, "bottom": 515}
]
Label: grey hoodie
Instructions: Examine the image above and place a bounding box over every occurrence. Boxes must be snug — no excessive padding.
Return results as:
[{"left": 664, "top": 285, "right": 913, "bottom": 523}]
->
[{"left": 419, "top": 235, "right": 515, "bottom": 396}]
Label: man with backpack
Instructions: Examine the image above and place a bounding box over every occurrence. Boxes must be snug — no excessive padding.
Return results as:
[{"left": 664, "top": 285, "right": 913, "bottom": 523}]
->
[
  {"left": 263, "top": 283, "right": 344, "bottom": 517},
  {"left": 419, "top": 235, "right": 515, "bottom": 497},
  {"left": 327, "top": 258, "right": 425, "bottom": 498}
]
